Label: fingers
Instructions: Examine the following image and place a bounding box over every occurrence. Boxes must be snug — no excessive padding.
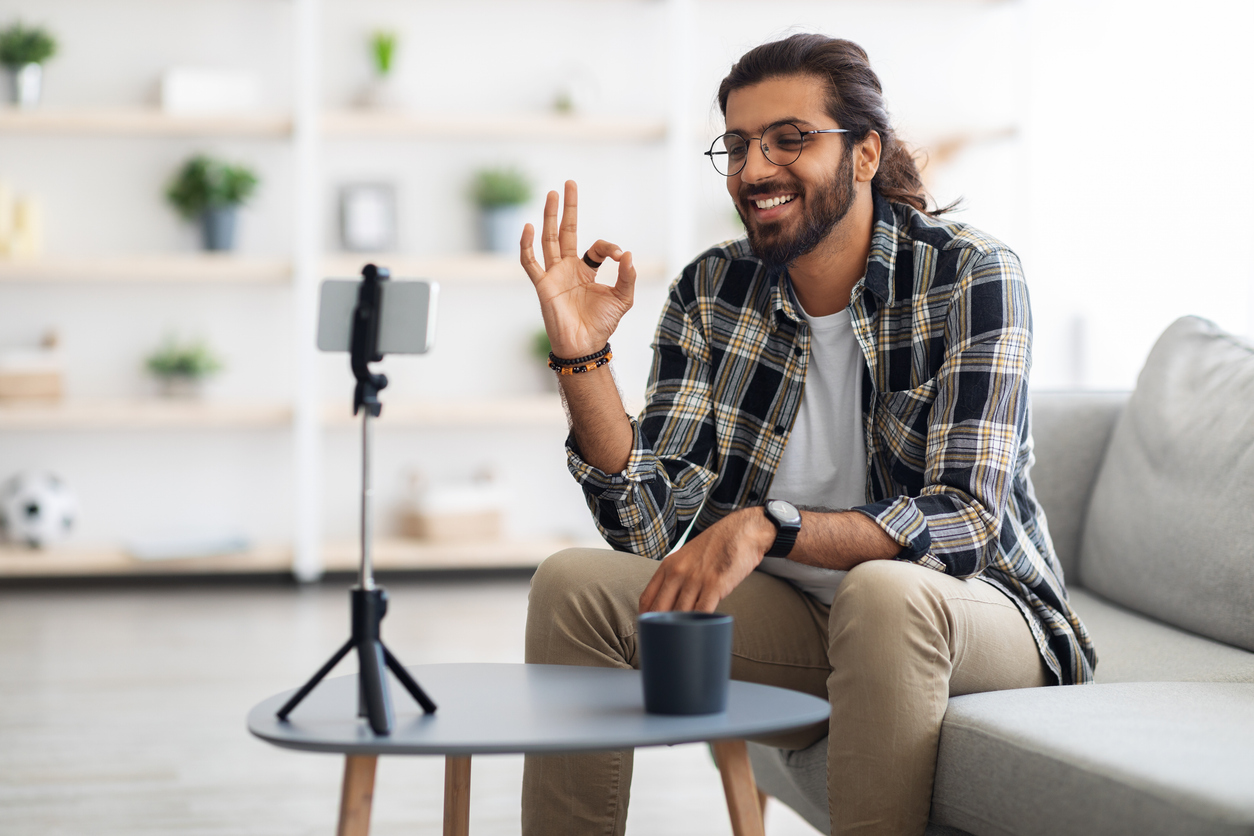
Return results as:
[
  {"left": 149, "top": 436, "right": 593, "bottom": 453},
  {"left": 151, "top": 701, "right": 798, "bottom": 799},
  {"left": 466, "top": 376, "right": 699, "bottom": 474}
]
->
[
  {"left": 582, "top": 239, "right": 623, "bottom": 273},
  {"left": 558, "top": 180, "right": 579, "bottom": 261},
  {"left": 520, "top": 223, "right": 544, "bottom": 284},
  {"left": 613, "top": 250, "right": 637, "bottom": 305},
  {"left": 541, "top": 190, "right": 561, "bottom": 269}
]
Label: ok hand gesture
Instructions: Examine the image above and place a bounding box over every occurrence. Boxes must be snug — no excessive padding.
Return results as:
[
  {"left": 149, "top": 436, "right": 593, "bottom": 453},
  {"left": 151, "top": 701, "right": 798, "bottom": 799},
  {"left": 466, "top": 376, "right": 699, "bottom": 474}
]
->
[{"left": 520, "top": 181, "right": 636, "bottom": 360}]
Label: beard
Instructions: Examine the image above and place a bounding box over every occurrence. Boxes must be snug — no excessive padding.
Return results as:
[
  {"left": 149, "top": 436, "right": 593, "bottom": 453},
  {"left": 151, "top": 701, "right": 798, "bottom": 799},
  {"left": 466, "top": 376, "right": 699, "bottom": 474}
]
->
[{"left": 737, "top": 146, "right": 856, "bottom": 270}]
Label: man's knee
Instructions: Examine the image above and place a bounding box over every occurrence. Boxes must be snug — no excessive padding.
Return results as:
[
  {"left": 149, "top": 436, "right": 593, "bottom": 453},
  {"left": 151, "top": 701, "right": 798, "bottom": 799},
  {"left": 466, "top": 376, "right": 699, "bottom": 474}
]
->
[{"left": 829, "top": 560, "right": 948, "bottom": 650}]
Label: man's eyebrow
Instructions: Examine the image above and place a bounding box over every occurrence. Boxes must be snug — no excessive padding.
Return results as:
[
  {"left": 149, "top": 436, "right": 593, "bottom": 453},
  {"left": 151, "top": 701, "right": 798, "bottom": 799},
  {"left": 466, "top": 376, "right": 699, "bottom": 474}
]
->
[{"left": 725, "top": 117, "right": 818, "bottom": 135}]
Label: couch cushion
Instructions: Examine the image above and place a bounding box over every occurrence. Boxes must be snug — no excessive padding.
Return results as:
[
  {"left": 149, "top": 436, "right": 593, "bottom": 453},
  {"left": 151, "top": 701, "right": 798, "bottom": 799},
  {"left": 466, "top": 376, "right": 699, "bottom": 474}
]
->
[
  {"left": 1079, "top": 316, "right": 1254, "bottom": 651},
  {"left": 931, "top": 682, "right": 1254, "bottom": 836},
  {"left": 1070, "top": 589, "right": 1254, "bottom": 683},
  {"left": 1027, "top": 392, "right": 1127, "bottom": 582}
]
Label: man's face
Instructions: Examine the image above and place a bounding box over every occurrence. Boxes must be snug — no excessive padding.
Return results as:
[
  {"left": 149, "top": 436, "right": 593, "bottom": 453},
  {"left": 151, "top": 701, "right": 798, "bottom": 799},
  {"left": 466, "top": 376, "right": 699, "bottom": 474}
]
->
[{"left": 724, "top": 74, "right": 856, "bottom": 269}]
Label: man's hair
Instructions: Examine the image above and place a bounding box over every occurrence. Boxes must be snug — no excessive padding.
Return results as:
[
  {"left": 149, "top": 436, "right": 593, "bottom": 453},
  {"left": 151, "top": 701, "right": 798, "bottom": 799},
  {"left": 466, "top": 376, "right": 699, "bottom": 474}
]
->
[{"left": 717, "top": 34, "right": 954, "bottom": 217}]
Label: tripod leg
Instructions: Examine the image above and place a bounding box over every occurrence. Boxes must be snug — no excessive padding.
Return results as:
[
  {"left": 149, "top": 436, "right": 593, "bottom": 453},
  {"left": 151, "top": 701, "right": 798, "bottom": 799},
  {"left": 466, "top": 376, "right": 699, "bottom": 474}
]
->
[
  {"left": 276, "top": 638, "right": 355, "bottom": 720},
  {"left": 383, "top": 644, "right": 438, "bottom": 713},
  {"left": 358, "top": 639, "right": 395, "bottom": 735}
]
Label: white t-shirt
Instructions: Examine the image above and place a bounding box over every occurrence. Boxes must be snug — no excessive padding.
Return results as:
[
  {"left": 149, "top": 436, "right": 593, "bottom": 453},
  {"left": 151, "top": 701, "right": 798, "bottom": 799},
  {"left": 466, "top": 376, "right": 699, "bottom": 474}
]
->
[{"left": 756, "top": 303, "right": 867, "bottom": 605}]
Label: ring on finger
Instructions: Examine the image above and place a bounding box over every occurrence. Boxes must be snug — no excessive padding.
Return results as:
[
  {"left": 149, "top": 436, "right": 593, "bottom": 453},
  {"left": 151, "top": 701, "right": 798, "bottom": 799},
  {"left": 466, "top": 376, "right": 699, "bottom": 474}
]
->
[{"left": 582, "top": 252, "right": 603, "bottom": 270}]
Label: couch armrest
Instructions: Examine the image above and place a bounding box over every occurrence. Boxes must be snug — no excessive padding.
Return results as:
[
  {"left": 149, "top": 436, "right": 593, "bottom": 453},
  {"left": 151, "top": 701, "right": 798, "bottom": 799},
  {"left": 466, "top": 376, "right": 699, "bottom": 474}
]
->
[{"left": 1029, "top": 391, "right": 1129, "bottom": 584}]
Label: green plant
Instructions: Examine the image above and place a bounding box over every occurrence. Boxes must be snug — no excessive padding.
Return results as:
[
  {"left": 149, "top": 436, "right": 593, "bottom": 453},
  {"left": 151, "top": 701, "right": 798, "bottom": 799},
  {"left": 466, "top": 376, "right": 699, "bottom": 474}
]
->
[
  {"left": 145, "top": 338, "right": 224, "bottom": 380},
  {"left": 370, "top": 30, "right": 397, "bottom": 76},
  {"left": 531, "top": 328, "right": 552, "bottom": 361},
  {"left": 165, "top": 155, "right": 259, "bottom": 220},
  {"left": 0, "top": 22, "right": 57, "bottom": 68},
  {"left": 471, "top": 167, "right": 531, "bottom": 209}
]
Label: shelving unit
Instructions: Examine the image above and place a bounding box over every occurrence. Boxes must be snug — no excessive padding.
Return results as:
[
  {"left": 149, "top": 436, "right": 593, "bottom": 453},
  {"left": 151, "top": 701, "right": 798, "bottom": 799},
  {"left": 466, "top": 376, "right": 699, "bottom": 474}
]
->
[
  {"left": 321, "top": 252, "right": 665, "bottom": 284},
  {"left": 0, "top": 106, "right": 292, "bottom": 137},
  {"left": 0, "top": 399, "right": 292, "bottom": 430},
  {"left": 322, "top": 110, "right": 667, "bottom": 142},
  {"left": 0, "top": 254, "right": 291, "bottom": 284}
]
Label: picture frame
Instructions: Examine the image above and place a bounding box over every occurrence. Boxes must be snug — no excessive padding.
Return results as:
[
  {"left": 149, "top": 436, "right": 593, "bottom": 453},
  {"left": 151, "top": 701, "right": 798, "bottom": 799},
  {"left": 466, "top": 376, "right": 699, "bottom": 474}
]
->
[{"left": 339, "top": 183, "right": 397, "bottom": 252}]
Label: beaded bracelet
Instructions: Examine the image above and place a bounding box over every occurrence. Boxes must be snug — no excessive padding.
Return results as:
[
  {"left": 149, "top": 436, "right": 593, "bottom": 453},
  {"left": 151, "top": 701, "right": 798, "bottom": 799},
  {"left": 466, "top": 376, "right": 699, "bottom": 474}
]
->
[
  {"left": 550, "top": 352, "right": 613, "bottom": 375},
  {"left": 548, "top": 343, "right": 611, "bottom": 367}
]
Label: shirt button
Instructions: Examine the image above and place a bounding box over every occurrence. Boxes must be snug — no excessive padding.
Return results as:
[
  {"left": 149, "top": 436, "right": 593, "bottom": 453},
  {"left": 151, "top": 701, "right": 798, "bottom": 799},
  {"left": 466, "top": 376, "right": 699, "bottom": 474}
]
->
[
  {"left": 748, "top": 491, "right": 760, "bottom": 501},
  {"left": 793, "top": 346, "right": 803, "bottom": 356},
  {"left": 774, "top": 424, "right": 786, "bottom": 434}
]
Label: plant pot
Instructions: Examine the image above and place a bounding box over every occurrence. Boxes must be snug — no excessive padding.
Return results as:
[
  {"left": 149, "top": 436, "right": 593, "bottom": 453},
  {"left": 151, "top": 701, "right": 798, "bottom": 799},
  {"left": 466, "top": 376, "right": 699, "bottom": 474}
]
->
[
  {"left": 8, "top": 63, "right": 42, "bottom": 109},
  {"left": 356, "top": 76, "right": 399, "bottom": 110},
  {"left": 479, "top": 205, "right": 526, "bottom": 254},
  {"left": 200, "top": 206, "right": 238, "bottom": 251},
  {"left": 155, "top": 375, "right": 204, "bottom": 400}
]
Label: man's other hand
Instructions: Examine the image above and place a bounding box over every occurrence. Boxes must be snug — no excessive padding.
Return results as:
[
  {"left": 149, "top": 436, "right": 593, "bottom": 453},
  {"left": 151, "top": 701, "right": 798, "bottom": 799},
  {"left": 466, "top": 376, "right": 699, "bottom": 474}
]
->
[
  {"left": 520, "top": 180, "right": 636, "bottom": 359},
  {"left": 638, "top": 508, "right": 775, "bottom": 613}
]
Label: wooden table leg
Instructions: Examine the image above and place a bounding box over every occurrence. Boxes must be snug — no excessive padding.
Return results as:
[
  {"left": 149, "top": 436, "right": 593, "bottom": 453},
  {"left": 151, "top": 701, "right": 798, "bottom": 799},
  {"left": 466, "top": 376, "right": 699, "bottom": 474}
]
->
[
  {"left": 336, "top": 754, "right": 378, "bottom": 836},
  {"left": 712, "top": 739, "right": 765, "bottom": 836},
  {"left": 443, "top": 755, "right": 472, "bottom": 836}
]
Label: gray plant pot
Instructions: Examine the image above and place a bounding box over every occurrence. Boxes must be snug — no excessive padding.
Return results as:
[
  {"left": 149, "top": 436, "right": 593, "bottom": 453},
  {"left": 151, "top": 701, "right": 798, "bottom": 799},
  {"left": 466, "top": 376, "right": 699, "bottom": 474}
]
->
[
  {"left": 480, "top": 205, "right": 527, "bottom": 254},
  {"left": 7, "top": 63, "right": 42, "bottom": 109},
  {"left": 200, "top": 206, "right": 238, "bottom": 251}
]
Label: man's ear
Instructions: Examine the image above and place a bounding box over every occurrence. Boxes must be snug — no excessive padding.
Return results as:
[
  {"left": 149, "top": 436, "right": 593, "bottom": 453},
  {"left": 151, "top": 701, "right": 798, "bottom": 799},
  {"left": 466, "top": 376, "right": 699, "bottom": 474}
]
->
[{"left": 855, "top": 130, "right": 882, "bottom": 183}]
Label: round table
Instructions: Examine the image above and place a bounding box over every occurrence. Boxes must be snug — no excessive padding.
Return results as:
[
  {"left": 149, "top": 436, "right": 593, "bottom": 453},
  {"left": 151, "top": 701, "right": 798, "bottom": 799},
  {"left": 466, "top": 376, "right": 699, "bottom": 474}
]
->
[{"left": 248, "top": 662, "right": 830, "bottom": 836}]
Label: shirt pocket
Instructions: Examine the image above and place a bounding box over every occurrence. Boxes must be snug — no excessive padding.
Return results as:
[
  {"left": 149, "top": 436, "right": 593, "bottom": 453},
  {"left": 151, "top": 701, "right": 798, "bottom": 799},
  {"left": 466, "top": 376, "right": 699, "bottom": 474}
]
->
[{"left": 876, "top": 377, "right": 937, "bottom": 471}]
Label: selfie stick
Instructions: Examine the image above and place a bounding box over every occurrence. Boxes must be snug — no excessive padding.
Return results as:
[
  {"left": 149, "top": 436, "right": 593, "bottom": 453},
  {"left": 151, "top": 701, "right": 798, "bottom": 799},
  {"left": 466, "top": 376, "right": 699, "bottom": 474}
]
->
[{"left": 276, "top": 263, "right": 437, "bottom": 735}]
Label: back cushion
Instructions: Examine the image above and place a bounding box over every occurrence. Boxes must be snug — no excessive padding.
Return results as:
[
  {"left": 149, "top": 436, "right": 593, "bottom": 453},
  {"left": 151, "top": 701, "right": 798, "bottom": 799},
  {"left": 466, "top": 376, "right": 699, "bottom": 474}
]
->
[{"left": 1079, "top": 316, "right": 1254, "bottom": 651}]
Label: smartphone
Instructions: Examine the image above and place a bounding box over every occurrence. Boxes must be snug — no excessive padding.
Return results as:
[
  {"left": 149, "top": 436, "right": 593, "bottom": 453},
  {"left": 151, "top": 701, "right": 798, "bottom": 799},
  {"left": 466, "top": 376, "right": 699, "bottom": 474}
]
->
[{"left": 316, "top": 278, "right": 439, "bottom": 355}]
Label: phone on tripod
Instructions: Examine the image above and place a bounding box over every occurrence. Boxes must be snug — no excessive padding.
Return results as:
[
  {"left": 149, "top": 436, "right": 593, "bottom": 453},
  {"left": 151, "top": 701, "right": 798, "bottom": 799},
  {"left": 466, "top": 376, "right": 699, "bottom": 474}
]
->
[{"left": 316, "top": 278, "right": 439, "bottom": 355}]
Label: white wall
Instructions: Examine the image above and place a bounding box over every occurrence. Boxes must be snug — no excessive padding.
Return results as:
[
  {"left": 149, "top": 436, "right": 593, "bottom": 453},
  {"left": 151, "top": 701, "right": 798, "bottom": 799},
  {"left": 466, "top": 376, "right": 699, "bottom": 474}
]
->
[{"left": 1, "top": 0, "right": 1249, "bottom": 552}]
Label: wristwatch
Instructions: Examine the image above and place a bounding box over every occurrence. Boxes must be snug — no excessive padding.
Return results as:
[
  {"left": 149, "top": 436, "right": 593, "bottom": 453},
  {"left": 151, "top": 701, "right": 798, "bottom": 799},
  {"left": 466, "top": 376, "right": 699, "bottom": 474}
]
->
[{"left": 763, "top": 498, "right": 801, "bottom": 558}]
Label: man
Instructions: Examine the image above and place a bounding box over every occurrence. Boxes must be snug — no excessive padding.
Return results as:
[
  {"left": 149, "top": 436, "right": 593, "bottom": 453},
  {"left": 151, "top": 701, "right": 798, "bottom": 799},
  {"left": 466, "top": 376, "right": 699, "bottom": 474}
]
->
[{"left": 518, "top": 34, "right": 1095, "bottom": 836}]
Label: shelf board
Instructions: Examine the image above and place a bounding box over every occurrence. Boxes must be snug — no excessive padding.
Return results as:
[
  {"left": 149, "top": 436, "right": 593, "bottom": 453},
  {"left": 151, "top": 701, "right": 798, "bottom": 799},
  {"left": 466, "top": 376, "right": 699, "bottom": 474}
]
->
[
  {"left": 0, "top": 106, "right": 293, "bottom": 137},
  {"left": 323, "top": 252, "right": 667, "bottom": 284},
  {"left": 322, "top": 110, "right": 667, "bottom": 142},
  {"left": 0, "top": 399, "right": 292, "bottom": 430},
  {"left": 0, "top": 254, "right": 292, "bottom": 284},
  {"left": 323, "top": 395, "right": 566, "bottom": 429},
  {"left": 0, "top": 537, "right": 581, "bottom": 578}
]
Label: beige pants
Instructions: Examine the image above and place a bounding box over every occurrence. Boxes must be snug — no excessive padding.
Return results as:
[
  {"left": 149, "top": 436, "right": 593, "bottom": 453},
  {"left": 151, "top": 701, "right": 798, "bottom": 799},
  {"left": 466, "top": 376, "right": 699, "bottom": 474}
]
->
[{"left": 521, "top": 548, "right": 1048, "bottom": 836}]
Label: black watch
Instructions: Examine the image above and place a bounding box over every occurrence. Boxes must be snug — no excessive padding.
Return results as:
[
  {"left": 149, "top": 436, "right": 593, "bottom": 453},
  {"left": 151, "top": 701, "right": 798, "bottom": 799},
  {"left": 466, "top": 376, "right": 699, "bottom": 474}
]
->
[{"left": 763, "top": 499, "right": 801, "bottom": 558}]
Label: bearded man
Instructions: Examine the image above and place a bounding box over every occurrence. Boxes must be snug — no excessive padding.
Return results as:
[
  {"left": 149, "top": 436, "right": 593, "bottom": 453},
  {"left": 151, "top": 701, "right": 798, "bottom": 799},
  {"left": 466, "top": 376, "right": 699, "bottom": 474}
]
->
[{"left": 518, "top": 33, "right": 1096, "bottom": 836}]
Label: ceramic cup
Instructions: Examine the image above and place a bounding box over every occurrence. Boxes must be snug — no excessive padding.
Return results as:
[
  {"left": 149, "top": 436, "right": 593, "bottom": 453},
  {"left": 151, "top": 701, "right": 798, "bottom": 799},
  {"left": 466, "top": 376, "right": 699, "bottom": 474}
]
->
[{"left": 638, "top": 611, "right": 734, "bottom": 715}]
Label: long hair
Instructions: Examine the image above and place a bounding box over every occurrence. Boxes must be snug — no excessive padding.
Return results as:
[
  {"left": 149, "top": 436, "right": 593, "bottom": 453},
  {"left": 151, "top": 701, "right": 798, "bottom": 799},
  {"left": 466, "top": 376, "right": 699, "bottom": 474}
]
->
[{"left": 717, "top": 34, "right": 956, "bottom": 217}]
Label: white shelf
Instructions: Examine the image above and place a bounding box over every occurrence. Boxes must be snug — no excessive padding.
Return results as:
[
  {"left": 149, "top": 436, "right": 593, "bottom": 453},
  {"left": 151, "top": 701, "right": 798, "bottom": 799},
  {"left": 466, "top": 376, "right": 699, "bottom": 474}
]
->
[
  {"left": 323, "top": 395, "right": 566, "bottom": 428},
  {"left": 322, "top": 110, "right": 668, "bottom": 142},
  {"left": 0, "top": 536, "right": 579, "bottom": 578},
  {"left": 0, "top": 106, "right": 293, "bottom": 137},
  {"left": 0, "top": 399, "right": 292, "bottom": 430},
  {"left": 0, "top": 254, "right": 292, "bottom": 284},
  {"left": 323, "top": 252, "right": 667, "bottom": 284}
]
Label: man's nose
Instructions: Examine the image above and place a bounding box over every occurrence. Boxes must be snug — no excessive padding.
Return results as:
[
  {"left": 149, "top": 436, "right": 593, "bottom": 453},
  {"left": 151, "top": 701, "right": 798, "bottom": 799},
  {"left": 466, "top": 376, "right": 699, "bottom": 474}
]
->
[{"left": 739, "top": 140, "right": 776, "bottom": 183}]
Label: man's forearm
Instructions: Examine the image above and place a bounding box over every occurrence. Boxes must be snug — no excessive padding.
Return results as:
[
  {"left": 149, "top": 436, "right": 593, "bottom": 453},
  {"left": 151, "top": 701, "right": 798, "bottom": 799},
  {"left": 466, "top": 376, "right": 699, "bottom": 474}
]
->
[
  {"left": 741, "top": 507, "right": 900, "bottom": 571},
  {"left": 560, "top": 366, "right": 633, "bottom": 474}
]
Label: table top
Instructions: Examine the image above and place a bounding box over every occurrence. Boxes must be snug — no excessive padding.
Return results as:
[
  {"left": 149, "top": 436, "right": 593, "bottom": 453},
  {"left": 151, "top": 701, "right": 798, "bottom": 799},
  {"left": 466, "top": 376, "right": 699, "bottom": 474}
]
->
[{"left": 248, "top": 663, "right": 830, "bottom": 756}]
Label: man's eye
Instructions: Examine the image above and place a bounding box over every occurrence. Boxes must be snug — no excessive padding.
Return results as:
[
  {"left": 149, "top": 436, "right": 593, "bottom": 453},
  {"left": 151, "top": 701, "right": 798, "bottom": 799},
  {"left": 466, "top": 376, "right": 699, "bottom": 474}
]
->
[
  {"left": 727, "top": 145, "right": 748, "bottom": 159},
  {"left": 773, "top": 138, "right": 803, "bottom": 150}
]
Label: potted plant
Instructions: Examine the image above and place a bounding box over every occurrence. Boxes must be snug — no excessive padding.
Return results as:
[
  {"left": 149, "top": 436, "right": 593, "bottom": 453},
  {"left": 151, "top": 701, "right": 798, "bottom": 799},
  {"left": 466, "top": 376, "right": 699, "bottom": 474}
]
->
[
  {"left": 358, "top": 29, "right": 399, "bottom": 108},
  {"left": 145, "top": 337, "right": 223, "bottom": 399},
  {"left": 531, "top": 327, "right": 558, "bottom": 392},
  {"left": 165, "top": 155, "right": 259, "bottom": 251},
  {"left": 471, "top": 167, "right": 530, "bottom": 254},
  {"left": 0, "top": 22, "right": 57, "bottom": 109}
]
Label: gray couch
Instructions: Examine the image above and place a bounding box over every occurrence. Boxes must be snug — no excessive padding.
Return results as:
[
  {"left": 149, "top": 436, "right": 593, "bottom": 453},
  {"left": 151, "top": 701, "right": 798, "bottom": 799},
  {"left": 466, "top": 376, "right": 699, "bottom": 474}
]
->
[{"left": 748, "top": 316, "right": 1254, "bottom": 836}]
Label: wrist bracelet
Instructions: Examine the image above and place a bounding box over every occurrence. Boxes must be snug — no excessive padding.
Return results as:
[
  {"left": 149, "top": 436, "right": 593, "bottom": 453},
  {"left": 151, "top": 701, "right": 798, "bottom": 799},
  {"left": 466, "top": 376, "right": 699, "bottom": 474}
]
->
[
  {"left": 550, "top": 352, "right": 613, "bottom": 375},
  {"left": 548, "top": 343, "right": 611, "bottom": 367}
]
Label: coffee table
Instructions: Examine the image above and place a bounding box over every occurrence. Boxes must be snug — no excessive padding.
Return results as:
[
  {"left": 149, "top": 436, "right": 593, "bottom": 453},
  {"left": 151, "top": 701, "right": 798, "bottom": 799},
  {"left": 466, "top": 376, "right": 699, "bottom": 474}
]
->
[{"left": 248, "top": 662, "right": 830, "bottom": 836}]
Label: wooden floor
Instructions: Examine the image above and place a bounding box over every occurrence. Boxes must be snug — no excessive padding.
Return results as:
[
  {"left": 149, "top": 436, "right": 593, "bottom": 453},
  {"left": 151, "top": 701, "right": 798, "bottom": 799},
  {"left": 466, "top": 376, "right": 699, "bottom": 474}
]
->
[{"left": 0, "top": 577, "right": 817, "bottom": 835}]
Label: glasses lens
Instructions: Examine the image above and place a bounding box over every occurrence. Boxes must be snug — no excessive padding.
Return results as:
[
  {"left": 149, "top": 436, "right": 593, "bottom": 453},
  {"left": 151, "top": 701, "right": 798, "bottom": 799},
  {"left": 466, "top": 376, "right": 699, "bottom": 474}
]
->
[
  {"left": 762, "top": 124, "right": 804, "bottom": 166},
  {"left": 710, "top": 134, "right": 748, "bottom": 176}
]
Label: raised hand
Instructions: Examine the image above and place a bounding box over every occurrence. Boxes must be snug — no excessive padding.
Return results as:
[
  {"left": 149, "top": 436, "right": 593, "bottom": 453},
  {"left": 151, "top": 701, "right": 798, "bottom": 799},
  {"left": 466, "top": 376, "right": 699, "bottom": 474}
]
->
[{"left": 520, "top": 180, "right": 636, "bottom": 359}]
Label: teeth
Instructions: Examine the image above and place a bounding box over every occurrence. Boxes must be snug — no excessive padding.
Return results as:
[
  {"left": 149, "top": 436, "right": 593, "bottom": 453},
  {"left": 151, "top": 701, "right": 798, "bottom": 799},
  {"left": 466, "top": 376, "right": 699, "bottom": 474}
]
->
[{"left": 754, "top": 195, "right": 795, "bottom": 209}]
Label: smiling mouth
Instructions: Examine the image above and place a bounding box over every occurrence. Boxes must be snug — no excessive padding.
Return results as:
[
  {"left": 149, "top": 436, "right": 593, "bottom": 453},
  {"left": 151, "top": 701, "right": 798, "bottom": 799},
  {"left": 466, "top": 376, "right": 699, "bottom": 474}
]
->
[{"left": 752, "top": 194, "right": 796, "bottom": 210}]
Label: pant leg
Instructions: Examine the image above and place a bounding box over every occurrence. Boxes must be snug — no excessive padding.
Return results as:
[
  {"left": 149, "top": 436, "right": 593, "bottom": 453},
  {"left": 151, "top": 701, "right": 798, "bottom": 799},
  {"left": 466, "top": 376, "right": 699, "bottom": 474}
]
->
[
  {"left": 521, "top": 547, "right": 833, "bottom": 836},
  {"left": 825, "top": 560, "right": 1049, "bottom": 836}
]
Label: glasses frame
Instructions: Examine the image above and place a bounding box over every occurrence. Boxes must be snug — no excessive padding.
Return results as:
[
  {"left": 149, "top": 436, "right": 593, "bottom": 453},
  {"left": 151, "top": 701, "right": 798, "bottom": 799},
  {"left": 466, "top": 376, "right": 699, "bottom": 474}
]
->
[{"left": 703, "top": 123, "right": 850, "bottom": 177}]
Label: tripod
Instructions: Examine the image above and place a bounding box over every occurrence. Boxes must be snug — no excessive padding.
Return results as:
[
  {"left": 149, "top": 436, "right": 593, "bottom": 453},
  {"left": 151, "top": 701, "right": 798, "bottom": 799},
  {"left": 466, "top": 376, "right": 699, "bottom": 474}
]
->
[{"left": 277, "top": 263, "right": 437, "bottom": 735}]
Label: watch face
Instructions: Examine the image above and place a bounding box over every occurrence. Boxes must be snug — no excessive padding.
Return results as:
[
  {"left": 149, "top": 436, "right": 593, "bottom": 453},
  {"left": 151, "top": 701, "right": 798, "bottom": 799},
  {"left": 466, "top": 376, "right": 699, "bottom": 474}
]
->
[{"left": 767, "top": 500, "right": 801, "bottom": 526}]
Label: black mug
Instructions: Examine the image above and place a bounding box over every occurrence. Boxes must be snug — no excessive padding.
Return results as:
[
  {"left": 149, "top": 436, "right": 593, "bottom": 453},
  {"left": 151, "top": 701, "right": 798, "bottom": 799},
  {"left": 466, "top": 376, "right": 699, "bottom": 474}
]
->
[{"left": 638, "top": 611, "right": 734, "bottom": 715}]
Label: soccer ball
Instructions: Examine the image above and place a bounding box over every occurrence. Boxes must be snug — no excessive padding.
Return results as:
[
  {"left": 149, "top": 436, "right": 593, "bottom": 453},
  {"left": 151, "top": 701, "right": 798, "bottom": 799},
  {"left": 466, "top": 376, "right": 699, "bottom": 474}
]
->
[{"left": 0, "top": 471, "right": 78, "bottom": 549}]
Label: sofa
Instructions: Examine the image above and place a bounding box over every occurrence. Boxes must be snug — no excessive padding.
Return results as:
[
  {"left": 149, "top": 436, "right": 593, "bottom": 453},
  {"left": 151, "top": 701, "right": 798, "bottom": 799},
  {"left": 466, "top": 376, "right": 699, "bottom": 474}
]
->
[{"left": 747, "top": 316, "right": 1254, "bottom": 836}]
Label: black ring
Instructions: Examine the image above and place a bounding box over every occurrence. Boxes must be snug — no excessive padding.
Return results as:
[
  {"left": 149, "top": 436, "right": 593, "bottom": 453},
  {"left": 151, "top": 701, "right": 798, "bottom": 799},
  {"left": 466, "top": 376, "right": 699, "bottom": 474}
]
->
[{"left": 582, "top": 252, "right": 603, "bottom": 270}]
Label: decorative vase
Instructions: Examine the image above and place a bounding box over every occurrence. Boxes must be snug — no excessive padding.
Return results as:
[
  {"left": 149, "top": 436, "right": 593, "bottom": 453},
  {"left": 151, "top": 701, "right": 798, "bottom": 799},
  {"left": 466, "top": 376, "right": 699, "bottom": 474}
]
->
[
  {"left": 8, "top": 63, "right": 42, "bottom": 109},
  {"left": 156, "top": 375, "right": 203, "bottom": 399},
  {"left": 200, "top": 206, "right": 237, "bottom": 251},
  {"left": 480, "top": 205, "right": 526, "bottom": 254}
]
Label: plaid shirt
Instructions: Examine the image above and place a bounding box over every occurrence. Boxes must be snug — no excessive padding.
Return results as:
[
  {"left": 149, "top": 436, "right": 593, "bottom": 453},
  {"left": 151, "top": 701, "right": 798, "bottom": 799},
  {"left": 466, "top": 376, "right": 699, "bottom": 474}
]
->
[{"left": 567, "top": 192, "right": 1097, "bottom": 686}]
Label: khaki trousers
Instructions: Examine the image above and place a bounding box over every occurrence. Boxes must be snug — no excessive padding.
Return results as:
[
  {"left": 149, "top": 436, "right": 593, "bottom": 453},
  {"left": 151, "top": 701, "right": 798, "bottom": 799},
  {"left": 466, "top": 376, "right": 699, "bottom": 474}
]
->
[{"left": 521, "top": 548, "right": 1048, "bottom": 836}]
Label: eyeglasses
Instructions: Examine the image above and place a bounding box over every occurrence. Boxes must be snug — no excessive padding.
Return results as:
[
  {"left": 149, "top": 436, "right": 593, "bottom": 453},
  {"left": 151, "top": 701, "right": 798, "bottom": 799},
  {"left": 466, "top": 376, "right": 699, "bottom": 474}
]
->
[{"left": 704, "top": 122, "right": 849, "bottom": 177}]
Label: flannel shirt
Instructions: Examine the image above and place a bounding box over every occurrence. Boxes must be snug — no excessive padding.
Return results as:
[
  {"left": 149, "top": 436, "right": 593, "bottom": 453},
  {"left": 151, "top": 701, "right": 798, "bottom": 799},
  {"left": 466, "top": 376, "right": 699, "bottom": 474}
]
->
[{"left": 567, "top": 191, "right": 1097, "bottom": 686}]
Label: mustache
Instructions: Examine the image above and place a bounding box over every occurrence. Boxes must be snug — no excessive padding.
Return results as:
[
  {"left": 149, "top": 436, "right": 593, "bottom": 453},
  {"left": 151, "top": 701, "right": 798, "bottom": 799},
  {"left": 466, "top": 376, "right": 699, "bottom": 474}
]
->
[{"left": 739, "top": 180, "right": 803, "bottom": 202}]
